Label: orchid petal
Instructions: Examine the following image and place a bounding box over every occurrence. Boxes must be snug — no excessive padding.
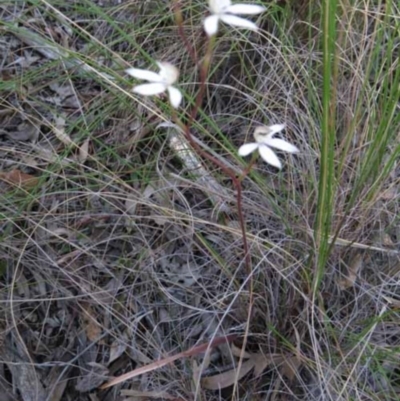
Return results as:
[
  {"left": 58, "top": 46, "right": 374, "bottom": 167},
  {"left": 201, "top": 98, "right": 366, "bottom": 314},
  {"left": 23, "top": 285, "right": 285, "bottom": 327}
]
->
[
  {"left": 254, "top": 124, "right": 286, "bottom": 143},
  {"left": 132, "top": 83, "right": 166, "bottom": 95},
  {"left": 126, "top": 68, "right": 163, "bottom": 82},
  {"left": 258, "top": 145, "right": 282, "bottom": 169},
  {"left": 204, "top": 15, "right": 220, "bottom": 36},
  {"left": 167, "top": 86, "right": 183, "bottom": 108},
  {"left": 157, "top": 62, "right": 179, "bottom": 85},
  {"left": 209, "top": 0, "right": 231, "bottom": 13},
  {"left": 220, "top": 14, "right": 259, "bottom": 31},
  {"left": 225, "top": 4, "right": 266, "bottom": 15},
  {"left": 265, "top": 138, "right": 299, "bottom": 153},
  {"left": 238, "top": 142, "right": 259, "bottom": 157},
  {"left": 267, "top": 124, "right": 286, "bottom": 135}
]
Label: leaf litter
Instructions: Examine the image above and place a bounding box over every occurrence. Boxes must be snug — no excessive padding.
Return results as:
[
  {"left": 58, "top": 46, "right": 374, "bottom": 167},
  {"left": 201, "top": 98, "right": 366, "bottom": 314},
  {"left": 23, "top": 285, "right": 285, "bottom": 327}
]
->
[
  {"left": 0, "top": 169, "right": 39, "bottom": 189},
  {"left": 1, "top": 1, "right": 399, "bottom": 401}
]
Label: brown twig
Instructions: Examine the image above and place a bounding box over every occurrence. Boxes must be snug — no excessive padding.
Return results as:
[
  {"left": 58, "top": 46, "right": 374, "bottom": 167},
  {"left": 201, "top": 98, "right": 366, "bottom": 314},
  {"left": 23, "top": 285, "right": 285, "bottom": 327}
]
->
[
  {"left": 172, "top": 0, "right": 198, "bottom": 65},
  {"left": 100, "top": 334, "right": 237, "bottom": 389}
]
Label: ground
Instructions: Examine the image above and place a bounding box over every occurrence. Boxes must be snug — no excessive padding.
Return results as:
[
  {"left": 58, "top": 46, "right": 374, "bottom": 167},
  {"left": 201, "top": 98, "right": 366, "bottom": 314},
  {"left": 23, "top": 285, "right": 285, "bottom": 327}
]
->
[{"left": 0, "top": 1, "right": 399, "bottom": 400}]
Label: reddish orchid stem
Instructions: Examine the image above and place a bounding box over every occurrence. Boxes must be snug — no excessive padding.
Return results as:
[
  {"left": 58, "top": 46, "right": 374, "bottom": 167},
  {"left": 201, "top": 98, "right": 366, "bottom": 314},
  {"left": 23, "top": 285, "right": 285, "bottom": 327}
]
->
[
  {"left": 172, "top": 1, "right": 197, "bottom": 65},
  {"left": 187, "top": 36, "right": 214, "bottom": 127},
  {"left": 174, "top": 113, "right": 252, "bottom": 273},
  {"left": 180, "top": 132, "right": 252, "bottom": 274},
  {"left": 239, "top": 157, "right": 258, "bottom": 182},
  {"left": 171, "top": 10, "right": 255, "bottom": 365},
  {"left": 172, "top": 18, "right": 252, "bottom": 274}
]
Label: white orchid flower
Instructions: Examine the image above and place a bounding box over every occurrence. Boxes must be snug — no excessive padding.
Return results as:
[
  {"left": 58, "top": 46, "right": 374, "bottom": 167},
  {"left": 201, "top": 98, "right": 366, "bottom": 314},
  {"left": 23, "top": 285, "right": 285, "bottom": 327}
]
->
[
  {"left": 204, "top": 0, "right": 266, "bottom": 37},
  {"left": 238, "top": 124, "right": 299, "bottom": 169},
  {"left": 126, "top": 62, "right": 182, "bottom": 108}
]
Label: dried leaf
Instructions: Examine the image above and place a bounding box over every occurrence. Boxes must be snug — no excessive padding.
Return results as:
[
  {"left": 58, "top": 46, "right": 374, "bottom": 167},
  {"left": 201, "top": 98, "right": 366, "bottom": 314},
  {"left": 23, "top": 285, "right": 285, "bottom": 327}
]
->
[
  {"left": 380, "top": 188, "right": 397, "bottom": 201},
  {"left": 22, "top": 156, "right": 38, "bottom": 168},
  {"left": 49, "top": 83, "right": 75, "bottom": 98},
  {"left": 339, "top": 253, "right": 363, "bottom": 289},
  {"left": 142, "top": 183, "right": 171, "bottom": 225},
  {"left": 63, "top": 95, "right": 82, "bottom": 109},
  {"left": 192, "top": 359, "right": 202, "bottom": 384},
  {"left": 230, "top": 343, "right": 251, "bottom": 359},
  {"left": 101, "top": 334, "right": 237, "bottom": 389},
  {"left": 120, "top": 390, "right": 176, "bottom": 399},
  {"left": 374, "top": 232, "right": 395, "bottom": 247},
  {"left": 4, "top": 122, "right": 39, "bottom": 142},
  {"left": 192, "top": 342, "right": 213, "bottom": 383},
  {"left": 46, "top": 83, "right": 81, "bottom": 109},
  {"left": 108, "top": 337, "right": 128, "bottom": 365},
  {"left": 7, "top": 51, "right": 40, "bottom": 68},
  {"left": 82, "top": 305, "right": 102, "bottom": 342},
  {"left": 48, "top": 227, "right": 74, "bottom": 238},
  {"left": 0, "top": 169, "right": 39, "bottom": 189},
  {"left": 201, "top": 359, "right": 255, "bottom": 390},
  {"left": 38, "top": 95, "right": 62, "bottom": 106},
  {"left": 279, "top": 355, "right": 301, "bottom": 381},
  {"left": 143, "top": 183, "right": 156, "bottom": 198},
  {"left": 125, "top": 194, "right": 138, "bottom": 215},
  {"left": 44, "top": 364, "right": 70, "bottom": 401},
  {"left": 128, "top": 342, "right": 152, "bottom": 365},
  {"left": 53, "top": 116, "right": 73, "bottom": 145},
  {"left": 78, "top": 138, "right": 90, "bottom": 163},
  {"left": 11, "top": 26, "right": 99, "bottom": 74},
  {"left": 56, "top": 250, "right": 81, "bottom": 265},
  {"left": 382, "top": 295, "right": 400, "bottom": 308},
  {"left": 75, "top": 362, "right": 108, "bottom": 392},
  {"left": 150, "top": 213, "right": 169, "bottom": 226},
  {"left": 253, "top": 353, "right": 274, "bottom": 378},
  {"left": 1, "top": 337, "right": 47, "bottom": 401},
  {"left": 32, "top": 145, "right": 73, "bottom": 166}
]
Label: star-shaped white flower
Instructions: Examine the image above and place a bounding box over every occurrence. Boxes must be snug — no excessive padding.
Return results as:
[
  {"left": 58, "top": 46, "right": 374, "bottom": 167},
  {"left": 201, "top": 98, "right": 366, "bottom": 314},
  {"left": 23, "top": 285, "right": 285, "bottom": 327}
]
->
[
  {"left": 126, "top": 62, "right": 182, "bottom": 108},
  {"left": 238, "top": 124, "right": 299, "bottom": 169},
  {"left": 204, "top": 0, "right": 266, "bottom": 37}
]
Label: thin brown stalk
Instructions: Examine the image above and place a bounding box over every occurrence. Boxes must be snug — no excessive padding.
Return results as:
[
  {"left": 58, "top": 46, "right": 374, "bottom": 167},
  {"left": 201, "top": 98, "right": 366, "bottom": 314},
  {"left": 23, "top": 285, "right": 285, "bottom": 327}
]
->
[{"left": 172, "top": 0, "right": 198, "bottom": 65}]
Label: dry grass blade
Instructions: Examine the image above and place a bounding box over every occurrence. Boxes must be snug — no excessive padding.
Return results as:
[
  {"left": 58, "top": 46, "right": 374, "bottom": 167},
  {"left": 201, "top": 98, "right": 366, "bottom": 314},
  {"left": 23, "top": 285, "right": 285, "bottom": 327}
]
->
[
  {"left": 307, "top": 228, "right": 400, "bottom": 254},
  {"left": 100, "top": 335, "right": 237, "bottom": 389}
]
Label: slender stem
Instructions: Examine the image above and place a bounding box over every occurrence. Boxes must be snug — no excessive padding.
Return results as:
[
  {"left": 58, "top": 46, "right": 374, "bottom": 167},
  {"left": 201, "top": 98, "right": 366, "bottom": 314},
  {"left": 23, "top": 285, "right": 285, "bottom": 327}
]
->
[
  {"left": 172, "top": 29, "right": 256, "bottom": 376},
  {"left": 233, "top": 180, "right": 251, "bottom": 271},
  {"left": 187, "top": 35, "right": 215, "bottom": 129},
  {"left": 171, "top": 16, "right": 252, "bottom": 303},
  {"left": 238, "top": 156, "right": 258, "bottom": 182},
  {"left": 172, "top": 0, "right": 197, "bottom": 65},
  {"left": 181, "top": 33, "right": 251, "bottom": 276},
  {"left": 174, "top": 122, "right": 252, "bottom": 278}
]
